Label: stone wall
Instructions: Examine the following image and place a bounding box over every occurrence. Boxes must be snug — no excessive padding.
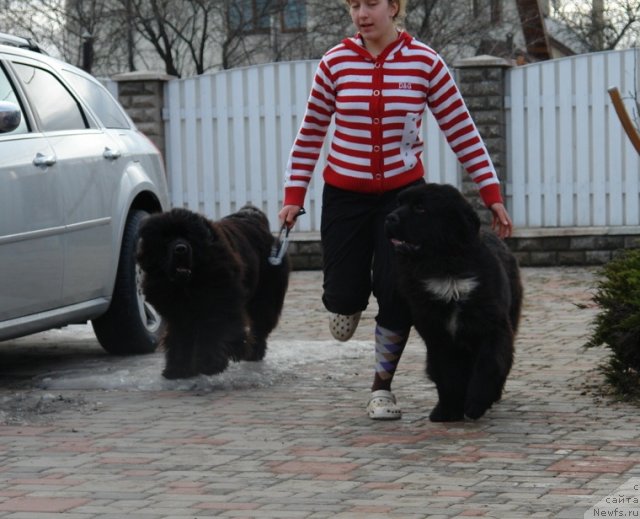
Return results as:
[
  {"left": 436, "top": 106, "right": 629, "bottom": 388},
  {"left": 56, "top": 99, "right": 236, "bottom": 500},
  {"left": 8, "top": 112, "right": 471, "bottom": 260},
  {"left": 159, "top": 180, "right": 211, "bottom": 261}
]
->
[
  {"left": 454, "top": 55, "right": 512, "bottom": 227},
  {"left": 284, "top": 230, "right": 640, "bottom": 270},
  {"left": 112, "top": 71, "right": 174, "bottom": 160}
]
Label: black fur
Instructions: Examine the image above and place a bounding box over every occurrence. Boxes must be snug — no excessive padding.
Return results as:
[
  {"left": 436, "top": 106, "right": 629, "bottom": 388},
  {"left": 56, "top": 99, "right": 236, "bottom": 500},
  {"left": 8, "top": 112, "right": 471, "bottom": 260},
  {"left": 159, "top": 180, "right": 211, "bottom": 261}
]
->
[
  {"left": 136, "top": 206, "right": 290, "bottom": 379},
  {"left": 385, "top": 183, "right": 523, "bottom": 422}
]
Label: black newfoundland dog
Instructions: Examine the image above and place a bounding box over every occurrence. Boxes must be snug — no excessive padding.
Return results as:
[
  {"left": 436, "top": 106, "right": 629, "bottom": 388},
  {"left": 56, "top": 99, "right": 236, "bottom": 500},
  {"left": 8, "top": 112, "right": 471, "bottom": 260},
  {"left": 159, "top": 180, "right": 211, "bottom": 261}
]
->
[
  {"left": 137, "top": 206, "right": 290, "bottom": 379},
  {"left": 385, "top": 183, "right": 523, "bottom": 422}
]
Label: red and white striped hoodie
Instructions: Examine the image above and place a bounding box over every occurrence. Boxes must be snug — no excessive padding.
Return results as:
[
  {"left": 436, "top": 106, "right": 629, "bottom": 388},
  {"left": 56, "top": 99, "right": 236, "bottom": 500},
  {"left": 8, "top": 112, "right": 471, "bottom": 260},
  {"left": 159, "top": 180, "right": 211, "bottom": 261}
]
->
[{"left": 283, "top": 31, "right": 503, "bottom": 208}]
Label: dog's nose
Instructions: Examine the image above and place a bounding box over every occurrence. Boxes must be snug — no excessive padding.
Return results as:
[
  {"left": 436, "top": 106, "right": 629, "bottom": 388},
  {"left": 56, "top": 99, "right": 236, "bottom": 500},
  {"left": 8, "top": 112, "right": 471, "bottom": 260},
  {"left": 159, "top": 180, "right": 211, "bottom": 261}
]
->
[
  {"left": 385, "top": 212, "right": 399, "bottom": 225},
  {"left": 174, "top": 243, "right": 189, "bottom": 255}
]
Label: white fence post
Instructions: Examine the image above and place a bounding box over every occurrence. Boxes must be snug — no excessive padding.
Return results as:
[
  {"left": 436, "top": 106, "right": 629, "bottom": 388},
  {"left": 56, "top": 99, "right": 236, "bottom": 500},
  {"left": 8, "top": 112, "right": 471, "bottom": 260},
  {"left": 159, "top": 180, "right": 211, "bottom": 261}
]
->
[{"left": 505, "top": 48, "right": 640, "bottom": 228}]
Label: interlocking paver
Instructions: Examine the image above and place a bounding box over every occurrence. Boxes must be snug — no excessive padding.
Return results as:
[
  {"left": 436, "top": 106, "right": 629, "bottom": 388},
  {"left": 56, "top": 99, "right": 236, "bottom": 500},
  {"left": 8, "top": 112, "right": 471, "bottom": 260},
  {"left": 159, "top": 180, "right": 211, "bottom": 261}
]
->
[{"left": 0, "top": 267, "right": 639, "bottom": 518}]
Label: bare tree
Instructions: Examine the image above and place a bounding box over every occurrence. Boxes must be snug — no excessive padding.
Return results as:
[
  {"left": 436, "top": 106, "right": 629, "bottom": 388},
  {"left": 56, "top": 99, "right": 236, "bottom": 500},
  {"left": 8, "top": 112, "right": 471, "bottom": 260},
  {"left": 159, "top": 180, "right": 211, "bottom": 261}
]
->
[
  {"left": 122, "top": 0, "right": 220, "bottom": 77},
  {"left": 0, "top": 0, "right": 133, "bottom": 73},
  {"left": 404, "top": 0, "right": 524, "bottom": 61},
  {"left": 552, "top": 0, "right": 640, "bottom": 51},
  {"left": 0, "top": 0, "right": 526, "bottom": 77}
]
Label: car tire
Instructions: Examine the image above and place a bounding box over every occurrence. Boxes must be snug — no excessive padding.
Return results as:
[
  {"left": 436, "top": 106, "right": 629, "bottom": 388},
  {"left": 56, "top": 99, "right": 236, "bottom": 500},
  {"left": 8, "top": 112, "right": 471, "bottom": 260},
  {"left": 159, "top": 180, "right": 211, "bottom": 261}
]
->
[{"left": 92, "top": 209, "right": 164, "bottom": 355}]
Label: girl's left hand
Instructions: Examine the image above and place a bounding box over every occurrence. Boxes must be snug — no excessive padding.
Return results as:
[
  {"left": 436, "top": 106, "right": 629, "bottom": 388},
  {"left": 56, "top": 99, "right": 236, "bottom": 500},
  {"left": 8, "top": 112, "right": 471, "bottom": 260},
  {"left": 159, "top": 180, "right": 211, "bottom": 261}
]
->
[{"left": 490, "top": 203, "right": 513, "bottom": 239}]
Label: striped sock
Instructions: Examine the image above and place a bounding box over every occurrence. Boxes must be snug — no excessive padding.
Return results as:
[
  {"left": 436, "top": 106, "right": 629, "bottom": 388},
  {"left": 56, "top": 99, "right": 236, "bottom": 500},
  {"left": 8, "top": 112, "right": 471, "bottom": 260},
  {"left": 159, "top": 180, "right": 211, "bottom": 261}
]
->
[{"left": 372, "top": 325, "right": 409, "bottom": 391}]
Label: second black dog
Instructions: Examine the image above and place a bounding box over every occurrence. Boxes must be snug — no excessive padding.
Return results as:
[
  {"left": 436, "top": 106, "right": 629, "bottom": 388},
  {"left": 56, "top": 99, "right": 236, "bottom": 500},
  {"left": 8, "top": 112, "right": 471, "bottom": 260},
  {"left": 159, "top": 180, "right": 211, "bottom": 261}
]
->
[
  {"left": 385, "top": 183, "right": 523, "bottom": 421},
  {"left": 137, "top": 206, "right": 290, "bottom": 379}
]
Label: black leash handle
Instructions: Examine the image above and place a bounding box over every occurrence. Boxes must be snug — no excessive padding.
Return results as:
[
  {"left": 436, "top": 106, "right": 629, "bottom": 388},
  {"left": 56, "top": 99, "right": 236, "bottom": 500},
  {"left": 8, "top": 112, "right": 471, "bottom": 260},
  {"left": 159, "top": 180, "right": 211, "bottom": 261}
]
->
[{"left": 268, "top": 208, "right": 305, "bottom": 266}]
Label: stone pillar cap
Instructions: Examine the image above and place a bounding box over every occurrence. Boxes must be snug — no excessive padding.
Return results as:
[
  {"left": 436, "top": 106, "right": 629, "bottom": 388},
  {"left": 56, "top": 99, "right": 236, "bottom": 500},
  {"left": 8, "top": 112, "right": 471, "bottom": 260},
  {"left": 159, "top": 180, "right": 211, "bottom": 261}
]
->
[
  {"left": 112, "top": 70, "right": 177, "bottom": 82},
  {"left": 453, "top": 55, "right": 512, "bottom": 68}
]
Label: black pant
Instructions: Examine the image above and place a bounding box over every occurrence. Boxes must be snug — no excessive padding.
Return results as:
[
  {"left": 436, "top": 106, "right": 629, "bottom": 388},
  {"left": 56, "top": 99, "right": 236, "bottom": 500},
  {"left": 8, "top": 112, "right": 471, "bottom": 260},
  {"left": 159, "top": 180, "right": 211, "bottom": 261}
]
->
[{"left": 320, "top": 180, "right": 424, "bottom": 331}]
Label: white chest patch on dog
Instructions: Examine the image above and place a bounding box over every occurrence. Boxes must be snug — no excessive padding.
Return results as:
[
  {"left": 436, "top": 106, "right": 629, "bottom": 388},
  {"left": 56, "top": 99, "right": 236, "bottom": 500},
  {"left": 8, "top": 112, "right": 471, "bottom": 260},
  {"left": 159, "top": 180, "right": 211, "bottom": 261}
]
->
[{"left": 422, "top": 277, "right": 479, "bottom": 303}]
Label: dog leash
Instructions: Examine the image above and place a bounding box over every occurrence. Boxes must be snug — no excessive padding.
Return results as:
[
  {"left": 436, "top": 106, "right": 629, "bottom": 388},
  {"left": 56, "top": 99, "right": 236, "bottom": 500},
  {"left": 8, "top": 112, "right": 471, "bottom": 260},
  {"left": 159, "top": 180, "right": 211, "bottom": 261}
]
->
[{"left": 269, "top": 208, "right": 306, "bottom": 266}]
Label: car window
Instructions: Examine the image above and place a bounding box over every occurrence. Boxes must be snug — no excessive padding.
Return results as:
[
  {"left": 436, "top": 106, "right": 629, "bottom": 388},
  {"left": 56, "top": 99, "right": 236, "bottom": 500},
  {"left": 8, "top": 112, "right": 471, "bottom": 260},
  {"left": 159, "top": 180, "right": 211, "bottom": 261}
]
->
[
  {"left": 0, "top": 63, "right": 28, "bottom": 135},
  {"left": 13, "top": 63, "right": 88, "bottom": 132},
  {"left": 62, "top": 70, "right": 131, "bottom": 129}
]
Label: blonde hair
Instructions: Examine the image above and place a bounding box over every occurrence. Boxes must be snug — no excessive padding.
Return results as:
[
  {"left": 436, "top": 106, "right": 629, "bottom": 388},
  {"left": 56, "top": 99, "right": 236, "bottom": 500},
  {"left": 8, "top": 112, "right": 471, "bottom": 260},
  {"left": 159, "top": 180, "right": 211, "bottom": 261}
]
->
[{"left": 344, "top": 0, "right": 407, "bottom": 22}]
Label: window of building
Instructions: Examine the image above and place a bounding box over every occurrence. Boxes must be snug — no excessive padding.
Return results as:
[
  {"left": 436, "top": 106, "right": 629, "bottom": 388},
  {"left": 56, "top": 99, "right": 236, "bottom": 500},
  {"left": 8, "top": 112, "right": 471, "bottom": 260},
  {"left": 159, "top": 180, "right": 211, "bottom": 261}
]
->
[
  {"left": 229, "top": 0, "right": 306, "bottom": 34},
  {"left": 491, "top": 0, "right": 501, "bottom": 24},
  {"left": 471, "top": 0, "right": 501, "bottom": 24},
  {"left": 282, "top": 0, "right": 306, "bottom": 32}
]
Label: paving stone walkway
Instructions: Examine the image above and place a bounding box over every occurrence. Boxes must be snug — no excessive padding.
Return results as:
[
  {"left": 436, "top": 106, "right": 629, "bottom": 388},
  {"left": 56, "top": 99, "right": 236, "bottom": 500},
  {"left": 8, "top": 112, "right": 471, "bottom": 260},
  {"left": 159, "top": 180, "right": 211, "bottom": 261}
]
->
[{"left": 1, "top": 267, "right": 639, "bottom": 518}]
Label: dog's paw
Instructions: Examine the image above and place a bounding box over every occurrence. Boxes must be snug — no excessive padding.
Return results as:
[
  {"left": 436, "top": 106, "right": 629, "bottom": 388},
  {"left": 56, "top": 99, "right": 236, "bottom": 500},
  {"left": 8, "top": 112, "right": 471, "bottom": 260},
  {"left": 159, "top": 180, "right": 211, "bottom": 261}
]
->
[
  {"left": 243, "top": 338, "right": 267, "bottom": 362},
  {"left": 429, "top": 402, "right": 465, "bottom": 422},
  {"left": 162, "top": 365, "right": 198, "bottom": 380},
  {"left": 464, "top": 399, "right": 491, "bottom": 420},
  {"left": 196, "top": 356, "right": 229, "bottom": 376}
]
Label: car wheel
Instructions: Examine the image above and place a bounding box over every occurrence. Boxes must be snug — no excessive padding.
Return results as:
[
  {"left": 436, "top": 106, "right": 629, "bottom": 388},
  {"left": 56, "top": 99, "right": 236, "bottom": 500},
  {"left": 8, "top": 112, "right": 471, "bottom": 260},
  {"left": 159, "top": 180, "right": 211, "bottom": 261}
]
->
[{"left": 92, "top": 209, "right": 164, "bottom": 355}]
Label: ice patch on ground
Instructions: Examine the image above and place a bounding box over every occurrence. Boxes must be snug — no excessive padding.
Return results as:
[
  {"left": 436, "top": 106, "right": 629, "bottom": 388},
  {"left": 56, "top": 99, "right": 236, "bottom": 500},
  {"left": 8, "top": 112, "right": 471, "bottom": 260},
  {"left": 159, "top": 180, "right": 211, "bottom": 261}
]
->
[{"left": 35, "top": 340, "right": 371, "bottom": 392}]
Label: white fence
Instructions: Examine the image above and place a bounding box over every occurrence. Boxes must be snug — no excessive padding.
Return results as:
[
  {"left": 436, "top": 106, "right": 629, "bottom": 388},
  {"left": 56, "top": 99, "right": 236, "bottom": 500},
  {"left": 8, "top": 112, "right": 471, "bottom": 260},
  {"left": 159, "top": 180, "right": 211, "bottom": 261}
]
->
[
  {"left": 159, "top": 49, "right": 640, "bottom": 232},
  {"left": 507, "top": 48, "right": 640, "bottom": 228},
  {"left": 163, "top": 60, "right": 458, "bottom": 232}
]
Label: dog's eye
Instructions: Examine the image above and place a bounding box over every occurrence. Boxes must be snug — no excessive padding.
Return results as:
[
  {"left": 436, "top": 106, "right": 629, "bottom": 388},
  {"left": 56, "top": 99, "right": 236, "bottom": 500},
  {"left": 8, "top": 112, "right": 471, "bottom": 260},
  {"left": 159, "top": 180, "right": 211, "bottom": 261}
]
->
[{"left": 413, "top": 204, "right": 426, "bottom": 214}]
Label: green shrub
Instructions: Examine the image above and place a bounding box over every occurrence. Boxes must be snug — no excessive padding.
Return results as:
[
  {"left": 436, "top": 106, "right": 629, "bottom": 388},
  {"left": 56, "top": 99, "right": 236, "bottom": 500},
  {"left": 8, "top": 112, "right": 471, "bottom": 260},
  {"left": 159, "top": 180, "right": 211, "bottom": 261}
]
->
[{"left": 586, "top": 249, "right": 640, "bottom": 399}]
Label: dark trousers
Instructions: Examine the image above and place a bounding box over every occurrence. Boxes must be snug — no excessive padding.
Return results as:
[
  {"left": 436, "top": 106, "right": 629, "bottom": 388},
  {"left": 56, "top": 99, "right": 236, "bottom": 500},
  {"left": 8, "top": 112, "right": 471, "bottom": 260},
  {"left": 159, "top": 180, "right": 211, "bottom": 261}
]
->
[{"left": 320, "top": 180, "right": 423, "bottom": 331}]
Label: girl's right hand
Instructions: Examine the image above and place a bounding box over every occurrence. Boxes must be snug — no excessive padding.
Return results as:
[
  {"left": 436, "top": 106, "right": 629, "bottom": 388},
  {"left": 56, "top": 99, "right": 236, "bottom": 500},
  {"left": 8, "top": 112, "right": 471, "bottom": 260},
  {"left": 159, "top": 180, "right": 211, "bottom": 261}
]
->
[{"left": 278, "top": 205, "right": 303, "bottom": 228}]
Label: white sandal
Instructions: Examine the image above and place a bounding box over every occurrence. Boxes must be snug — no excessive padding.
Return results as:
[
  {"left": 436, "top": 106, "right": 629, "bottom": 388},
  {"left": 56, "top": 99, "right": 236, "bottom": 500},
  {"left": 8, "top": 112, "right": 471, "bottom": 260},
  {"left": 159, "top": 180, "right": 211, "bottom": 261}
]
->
[
  {"left": 366, "top": 390, "right": 402, "bottom": 420},
  {"left": 329, "top": 312, "right": 362, "bottom": 341}
]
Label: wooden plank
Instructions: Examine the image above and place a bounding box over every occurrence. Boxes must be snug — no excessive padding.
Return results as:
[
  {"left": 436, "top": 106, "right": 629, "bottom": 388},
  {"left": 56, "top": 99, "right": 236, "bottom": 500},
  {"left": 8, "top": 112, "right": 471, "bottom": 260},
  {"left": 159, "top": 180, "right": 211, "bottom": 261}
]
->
[
  {"left": 541, "top": 61, "right": 557, "bottom": 226},
  {"left": 278, "top": 63, "right": 294, "bottom": 228},
  {"left": 247, "top": 66, "right": 263, "bottom": 209},
  {"left": 557, "top": 56, "right": 574, "bottom": 226},
  {"left": 166, "top": 80, "right": 184, "bottom": 208},
  {"left": 200, "top": 75, "right": 216, "bottom": 218},
  {"left": 263, "top": 64, "right": 280, "bottom": 231},
  {"left": 621, "top": 50, "right": 640, "bottom": 224},
  {"left": 608, "top": 87, "right": 640, "bottom": 156},
  {"left": 574, "top": 56, "right": 591, "bottom": 226},
  {"left": 184, "top": 78, "right": 199, "bottom": 212},
  {"left": 231, "top": 70, "right": 247, "bottom": 209},
  {"left": 591, "top": 53, "right": 607, "bottom": 226},
  {"left": 507, "top": 68, "right": 527, "bottom": 227},
  {"left": 526, "top": 65, "right": 542, "bottom": 227},
  {"left": 215, "top": 73, "right": 231, "bottom": 217},
  {"left": 606, "top": 53, "right": 624, "bottom": 226}
]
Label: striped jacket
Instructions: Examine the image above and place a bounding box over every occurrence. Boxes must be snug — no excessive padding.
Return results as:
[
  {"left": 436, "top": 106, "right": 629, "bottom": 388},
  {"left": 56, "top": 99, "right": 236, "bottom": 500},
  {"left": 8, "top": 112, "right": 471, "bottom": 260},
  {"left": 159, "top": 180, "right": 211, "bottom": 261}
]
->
[{"left": 283, "top": 31, "right": 503, "bottom": 208}]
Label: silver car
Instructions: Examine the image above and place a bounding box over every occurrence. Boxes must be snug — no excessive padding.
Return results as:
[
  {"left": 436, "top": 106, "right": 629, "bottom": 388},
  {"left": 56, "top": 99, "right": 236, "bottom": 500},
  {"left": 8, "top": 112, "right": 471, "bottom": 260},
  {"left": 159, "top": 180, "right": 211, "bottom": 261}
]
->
[{"left": 0, "top": 35, "right": 169, "bottom": 354}]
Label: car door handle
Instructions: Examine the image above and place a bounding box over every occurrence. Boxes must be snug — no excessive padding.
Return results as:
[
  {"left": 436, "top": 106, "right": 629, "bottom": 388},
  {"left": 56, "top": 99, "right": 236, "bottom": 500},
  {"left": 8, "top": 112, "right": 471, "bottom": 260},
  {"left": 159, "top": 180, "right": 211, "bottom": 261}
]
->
[
  {"left": 33, "top": 152, "right": 57, "bottom": 167},
  {"left": 103, "top": 147, "right": 121, "bottom": 160}
]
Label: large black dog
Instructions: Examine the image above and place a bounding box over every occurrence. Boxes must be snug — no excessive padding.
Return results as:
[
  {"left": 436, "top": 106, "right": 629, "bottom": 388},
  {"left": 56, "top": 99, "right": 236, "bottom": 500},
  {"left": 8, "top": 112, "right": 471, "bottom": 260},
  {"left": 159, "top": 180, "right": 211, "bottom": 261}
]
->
[
  {"left": 136, "top": 206, "right": 290, "bottom": 379},
  {"left": 385, "top": 183, "right": 523, "bottom": 422}
]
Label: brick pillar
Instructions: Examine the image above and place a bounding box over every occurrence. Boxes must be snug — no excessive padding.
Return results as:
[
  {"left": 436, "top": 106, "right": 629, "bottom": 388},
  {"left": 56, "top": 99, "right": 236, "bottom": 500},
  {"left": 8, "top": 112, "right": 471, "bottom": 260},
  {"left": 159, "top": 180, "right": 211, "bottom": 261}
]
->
[
  {"left": 111, "top": 71, "right": 175, "bottom": 162},
  {"left": 453, "top": 55, "right": 512, "bottom": 226}
]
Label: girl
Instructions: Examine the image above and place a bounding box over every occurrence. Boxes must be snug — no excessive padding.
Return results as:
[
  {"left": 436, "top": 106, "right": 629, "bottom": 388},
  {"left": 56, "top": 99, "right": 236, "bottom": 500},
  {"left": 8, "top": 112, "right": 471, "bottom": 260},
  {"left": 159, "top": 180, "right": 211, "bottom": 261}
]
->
[{"left": 279, "top": 0, "right": 513, "bottom": 420}]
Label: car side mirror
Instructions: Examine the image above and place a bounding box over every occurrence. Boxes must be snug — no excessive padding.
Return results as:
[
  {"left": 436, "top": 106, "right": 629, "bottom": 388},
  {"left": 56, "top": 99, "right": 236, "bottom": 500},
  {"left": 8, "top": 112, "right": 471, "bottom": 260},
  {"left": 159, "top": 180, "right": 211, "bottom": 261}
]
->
[{"left": 0, "top": 101, "right": 21, "bottom": 134}]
